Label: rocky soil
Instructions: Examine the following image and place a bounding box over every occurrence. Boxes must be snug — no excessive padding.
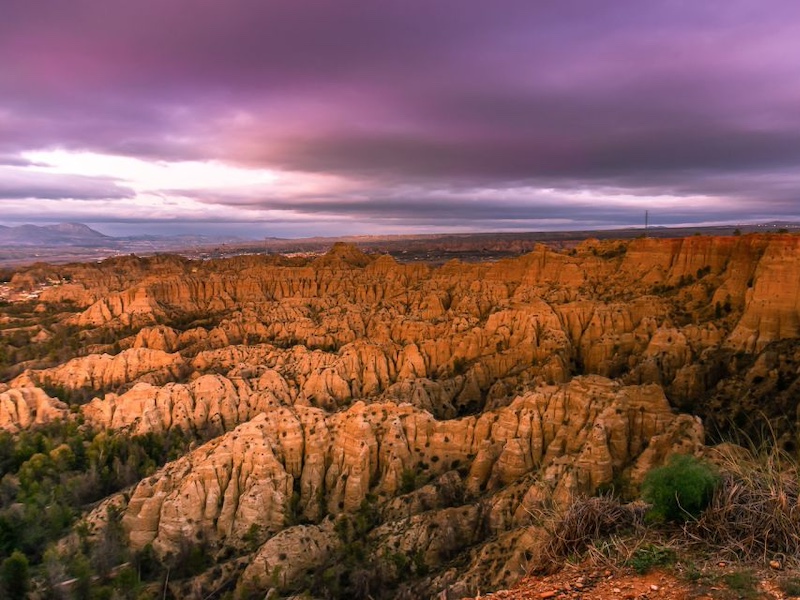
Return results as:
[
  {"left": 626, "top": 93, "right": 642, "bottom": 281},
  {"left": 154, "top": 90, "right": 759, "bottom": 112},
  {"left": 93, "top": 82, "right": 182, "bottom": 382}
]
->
[{"left": 464, "top": 562, "right": 797, "bottom": 600}]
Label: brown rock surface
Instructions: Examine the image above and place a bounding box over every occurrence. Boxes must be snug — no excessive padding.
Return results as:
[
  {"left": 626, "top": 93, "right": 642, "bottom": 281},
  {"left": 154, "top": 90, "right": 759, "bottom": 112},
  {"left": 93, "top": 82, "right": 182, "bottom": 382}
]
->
[
  {"left": 97, "top": 376, "right": 701, "bottom": 586},
  {"left": 18, "top": 347, "right": 186, "bottom": 391}
]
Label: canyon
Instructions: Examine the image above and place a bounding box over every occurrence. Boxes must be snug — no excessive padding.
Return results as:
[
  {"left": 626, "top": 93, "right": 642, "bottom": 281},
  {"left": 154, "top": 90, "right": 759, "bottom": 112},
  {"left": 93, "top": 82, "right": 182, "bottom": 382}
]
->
[{"left": 1, "top": 233, "right": 799, "bottom": 599}]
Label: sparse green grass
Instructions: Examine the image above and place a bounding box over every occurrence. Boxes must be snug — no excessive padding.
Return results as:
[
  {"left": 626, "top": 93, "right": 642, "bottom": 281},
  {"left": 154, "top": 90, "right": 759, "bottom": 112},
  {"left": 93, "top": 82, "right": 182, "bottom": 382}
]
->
[
  {"left": 778, "top": 576, "right": 800, "bottom": 597},
  {"left": 722, "top": 569, "right": 759, "bottom": 599},
  {"left": 627, "top": 544, "right": 676, "bottom": 574}
]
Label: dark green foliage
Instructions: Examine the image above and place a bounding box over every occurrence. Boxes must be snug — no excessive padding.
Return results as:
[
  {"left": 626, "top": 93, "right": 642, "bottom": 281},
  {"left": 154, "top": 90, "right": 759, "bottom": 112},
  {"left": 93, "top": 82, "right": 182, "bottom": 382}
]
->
[
  {"left": 0, "top": 308, "right": 86, "bottom": 379},
  {"left": 335, "top": 495, "right": 381, "bottom": 546},
  {"left": 39, "top": 383, "right": 96, "bottom": 406},
  {"left": 305, "top": 494, "right": 411, "bottom": 600},
  {"left": 169, "top": 539, "right": 212, "bottom": 579},
  {"left": 602, "top": 244, "right": 627, "bottom": 258},
  {"left": 400, "top": 468, "right": 416, "bottom": 493},
  {"left": 133, "top": 543, "right": 164, "bottom": 582},
  {"left": 0, "top": 420, "right": 192, "bottom": 566},
  {"left": 91, "top": 506, "right": 128, "bottom": 577},
  {"left": 399, "top": 467, "right": 428, "bottom": 494},
  {"left": 651, "top": 283, "right": 674, "bottom": 295},
  {"left": 1, "top": 550, "right": 30, "bottom": 600},
  {"left": 164, "top": 310, "right": 223, "bottom": 332},
  {"left": 111, "top": 565, "right": 141, "bottom": 599},
  {"left": 243, "top": 523, "right": 264, "bottom": 552},
  {"left": 642, "top": 454, "right": 719, "bottom": 522},
  {"left": 69, "top": 551, "right": 94, "bottom": 600}
]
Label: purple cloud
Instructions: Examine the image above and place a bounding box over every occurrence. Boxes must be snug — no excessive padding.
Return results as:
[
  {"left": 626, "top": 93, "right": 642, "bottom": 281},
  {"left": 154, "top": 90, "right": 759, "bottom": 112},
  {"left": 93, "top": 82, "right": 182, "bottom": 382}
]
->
[
  {"left": 1, "top": 1, "right": 800, "bottom": 232},
  {"left": 0, "top": 167, "right": 134, "bottom": 200}
]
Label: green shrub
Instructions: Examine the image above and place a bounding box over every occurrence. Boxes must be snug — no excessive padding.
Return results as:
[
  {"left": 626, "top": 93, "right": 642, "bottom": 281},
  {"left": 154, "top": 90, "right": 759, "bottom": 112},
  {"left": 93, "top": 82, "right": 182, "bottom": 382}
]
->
[
  {"left": 641, "top": 454, "right": 718, "bottom": 522},
  {"left": 1, "top": 550, "right": 30, "bottom": 600}
]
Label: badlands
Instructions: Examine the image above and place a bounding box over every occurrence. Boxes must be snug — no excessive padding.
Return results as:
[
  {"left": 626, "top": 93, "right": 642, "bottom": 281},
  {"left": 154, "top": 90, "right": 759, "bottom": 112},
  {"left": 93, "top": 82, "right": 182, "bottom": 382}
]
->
[{"left": 1, "top": 234, "right": 799, "bottom": 599}]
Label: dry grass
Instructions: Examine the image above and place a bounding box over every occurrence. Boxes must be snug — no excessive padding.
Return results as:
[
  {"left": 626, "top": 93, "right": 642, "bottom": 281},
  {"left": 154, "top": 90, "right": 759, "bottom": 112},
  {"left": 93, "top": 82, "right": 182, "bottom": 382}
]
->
[
  {"left": 687, "top": 445, "right": 800, "bottom": 564},
  {"left": 535, "top": 495, "right": 643, "bottom": 573},
  {"left": 532, "top": 443, "right": 800, "bottom": 578}
]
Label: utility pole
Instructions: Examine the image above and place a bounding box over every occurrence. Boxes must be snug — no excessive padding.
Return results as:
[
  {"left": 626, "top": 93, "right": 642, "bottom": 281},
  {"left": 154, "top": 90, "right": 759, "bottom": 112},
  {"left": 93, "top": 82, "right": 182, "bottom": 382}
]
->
[{"left": 644, "top": 210, "right": 649, "bottom": 236}]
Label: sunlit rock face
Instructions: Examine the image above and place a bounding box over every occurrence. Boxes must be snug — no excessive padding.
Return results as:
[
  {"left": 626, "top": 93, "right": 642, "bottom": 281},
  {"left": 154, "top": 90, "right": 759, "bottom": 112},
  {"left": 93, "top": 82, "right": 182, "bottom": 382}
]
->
[
  {"left": 5, "top": 234, "right": 800, "bottom": 598},
  {"left": 83, "top": 375, "right": 702, "bottom": 594},
  {"left": 0, "top": 386, "right": 68, "bottom": 432}
]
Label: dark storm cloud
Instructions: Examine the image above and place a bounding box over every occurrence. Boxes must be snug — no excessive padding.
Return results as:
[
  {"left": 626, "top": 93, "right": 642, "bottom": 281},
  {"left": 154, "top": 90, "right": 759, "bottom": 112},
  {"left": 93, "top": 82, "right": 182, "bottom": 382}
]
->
[
  {"left": 2, "top": 0, "right": 800, "bottom": 229},
  {"left": 247, "top": 126, "right": 800, "bottom": 186},
  {"left": 180, "top": 179, "right": 794, "bottom": 230}
]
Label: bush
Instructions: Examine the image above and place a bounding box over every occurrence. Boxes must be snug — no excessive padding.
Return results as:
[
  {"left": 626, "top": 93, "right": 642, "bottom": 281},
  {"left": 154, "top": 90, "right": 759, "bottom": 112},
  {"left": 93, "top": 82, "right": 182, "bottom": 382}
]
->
[
  {"left": 1, "top": 550, "right": 30, "bottom": 600},
  {"left": 641, "top": 454, "right": 718, "bottom": 522}
]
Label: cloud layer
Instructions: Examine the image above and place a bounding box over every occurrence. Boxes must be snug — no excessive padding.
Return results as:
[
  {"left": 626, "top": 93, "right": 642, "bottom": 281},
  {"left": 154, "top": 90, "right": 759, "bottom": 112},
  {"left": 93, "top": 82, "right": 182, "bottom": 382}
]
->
[{"left": 1, "top": 1, "right": 799, "bottom": 235}]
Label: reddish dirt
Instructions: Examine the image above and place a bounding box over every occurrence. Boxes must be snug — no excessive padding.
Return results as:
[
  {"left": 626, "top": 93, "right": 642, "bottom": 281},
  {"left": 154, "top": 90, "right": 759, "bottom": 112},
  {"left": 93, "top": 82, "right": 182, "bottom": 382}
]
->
[{"left": 463, "top": 562, "right": 799, "bottom": 600}]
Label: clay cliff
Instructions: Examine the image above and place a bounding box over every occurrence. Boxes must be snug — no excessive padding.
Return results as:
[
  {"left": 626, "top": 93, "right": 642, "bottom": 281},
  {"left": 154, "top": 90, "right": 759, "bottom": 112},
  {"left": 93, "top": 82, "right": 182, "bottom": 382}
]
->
[
  {"left": 1, "top": 233, "right": 799, "bottom": 598},
  {"left": 82, "top": 376, "right": 701, "bottom": 597}
]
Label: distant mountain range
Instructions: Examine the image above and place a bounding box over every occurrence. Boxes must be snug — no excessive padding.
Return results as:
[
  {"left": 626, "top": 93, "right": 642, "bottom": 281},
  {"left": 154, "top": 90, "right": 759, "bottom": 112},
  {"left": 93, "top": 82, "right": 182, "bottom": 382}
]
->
[
  {"left": 0, "top": 220, "right": 798, "bottom": 268},
  {"left": 0, "top": 223, "right": 249, "bottom": 248},
  {"left": 0, "top": 223, "right": 112, "bottom": 247}
]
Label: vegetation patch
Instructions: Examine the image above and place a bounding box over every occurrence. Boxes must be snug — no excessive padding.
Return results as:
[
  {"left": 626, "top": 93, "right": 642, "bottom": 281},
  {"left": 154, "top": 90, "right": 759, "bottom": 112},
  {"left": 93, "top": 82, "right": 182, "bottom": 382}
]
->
[
  {"left": 778, "top": 576, "right": 800, "bottom": 597},
  {"left": 641, "top": 454, "right": 719, "bottom": 523},
  {"left": 722, "top": 569, "right": 759, "bottom": 599},
  {"left": 627, "top": 543, "right": 676, "bottom": 574},
  {"left": 0, "top": 421, "right": 192, "bottom": 566}
]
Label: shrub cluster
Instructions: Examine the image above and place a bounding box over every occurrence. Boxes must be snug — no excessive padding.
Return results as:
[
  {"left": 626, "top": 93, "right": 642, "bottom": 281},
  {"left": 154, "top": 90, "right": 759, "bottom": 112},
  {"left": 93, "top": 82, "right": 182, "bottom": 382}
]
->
[{"left": 641, "top": 454, "right": 718, "bottom": 523}]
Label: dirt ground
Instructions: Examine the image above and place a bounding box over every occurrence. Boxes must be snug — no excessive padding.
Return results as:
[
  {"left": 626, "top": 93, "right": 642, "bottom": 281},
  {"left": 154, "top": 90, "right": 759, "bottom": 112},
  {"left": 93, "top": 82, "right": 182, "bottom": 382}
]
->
[{"left": 463, "top": 561, "right": 800, "bottom": 600}]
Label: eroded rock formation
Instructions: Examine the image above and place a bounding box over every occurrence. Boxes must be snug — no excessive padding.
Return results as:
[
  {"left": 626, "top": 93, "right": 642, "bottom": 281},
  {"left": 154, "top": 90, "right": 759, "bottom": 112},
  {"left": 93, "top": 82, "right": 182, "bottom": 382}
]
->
[{"left": 2, "top": 234, "right": 800, "bottom": 598}]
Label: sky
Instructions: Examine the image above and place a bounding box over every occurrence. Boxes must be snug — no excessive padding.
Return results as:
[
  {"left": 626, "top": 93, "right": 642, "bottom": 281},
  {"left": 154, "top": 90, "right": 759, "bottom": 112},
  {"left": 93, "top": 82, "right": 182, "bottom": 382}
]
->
[{"left": 1, "top": 1, "right": 800, "bottom": 238}]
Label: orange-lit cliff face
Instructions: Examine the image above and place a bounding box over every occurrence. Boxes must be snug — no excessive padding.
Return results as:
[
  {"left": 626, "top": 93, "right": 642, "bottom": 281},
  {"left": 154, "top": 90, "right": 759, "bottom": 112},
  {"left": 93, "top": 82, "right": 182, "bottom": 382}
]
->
[{"left": 1, "top": 234, "right": 799, "bottom": 598}]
